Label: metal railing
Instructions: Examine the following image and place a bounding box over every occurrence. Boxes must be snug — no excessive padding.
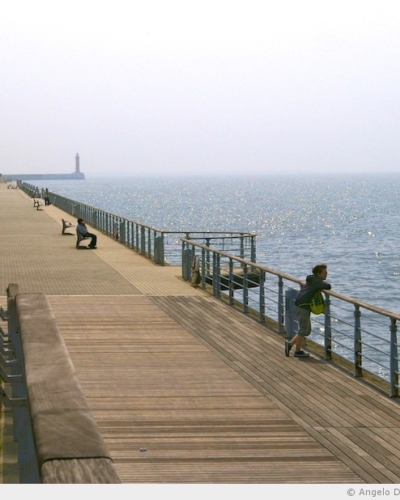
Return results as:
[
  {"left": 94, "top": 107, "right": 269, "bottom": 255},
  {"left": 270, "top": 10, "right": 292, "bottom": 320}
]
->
[
  {"left": 182, "top": 238, "right": 400, "bottom": 398},
  {"left": 16, "top": 181, "right": 399, "bottom": 396},
  {"left": 18, "top": 182, "right": 257, "bottom": 265}
]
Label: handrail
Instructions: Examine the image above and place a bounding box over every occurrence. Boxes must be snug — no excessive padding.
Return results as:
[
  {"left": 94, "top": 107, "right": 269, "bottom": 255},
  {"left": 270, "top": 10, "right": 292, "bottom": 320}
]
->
[
  {"left": 181, "top": 238, "right": 400, "bottom": 398},
  {"left": 182, "top": 238, "right": 400, "bottom": 321}
]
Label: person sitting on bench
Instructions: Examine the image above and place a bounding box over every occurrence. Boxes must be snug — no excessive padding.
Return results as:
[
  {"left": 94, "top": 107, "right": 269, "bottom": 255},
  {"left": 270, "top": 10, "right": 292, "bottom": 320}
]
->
[{"left": 76, "top": 218, "right": 98, "bottom": 249}]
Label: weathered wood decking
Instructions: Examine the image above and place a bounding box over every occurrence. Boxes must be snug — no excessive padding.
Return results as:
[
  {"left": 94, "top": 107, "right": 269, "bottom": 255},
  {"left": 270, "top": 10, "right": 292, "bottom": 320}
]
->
[{"left": 1, "top": 184, "right": 400, "bottom": 483}]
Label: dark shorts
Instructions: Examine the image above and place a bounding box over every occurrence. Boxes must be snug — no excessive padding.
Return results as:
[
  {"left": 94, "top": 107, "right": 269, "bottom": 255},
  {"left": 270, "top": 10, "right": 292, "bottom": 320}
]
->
[{"left": 295, "top": 306, "right": 311, "bottom": 337}]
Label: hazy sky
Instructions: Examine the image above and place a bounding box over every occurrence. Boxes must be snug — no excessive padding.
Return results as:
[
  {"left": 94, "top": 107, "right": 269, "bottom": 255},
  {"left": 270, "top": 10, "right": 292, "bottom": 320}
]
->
[{"left": 1, "top": 1, "right": 400, "bottom": 177}]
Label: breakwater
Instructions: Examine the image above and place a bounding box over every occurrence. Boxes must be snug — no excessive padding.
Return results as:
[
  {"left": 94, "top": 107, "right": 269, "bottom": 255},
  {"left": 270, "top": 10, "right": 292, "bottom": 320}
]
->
[{"left": 5, "top": 172, "right": 85, "bottom": 182}]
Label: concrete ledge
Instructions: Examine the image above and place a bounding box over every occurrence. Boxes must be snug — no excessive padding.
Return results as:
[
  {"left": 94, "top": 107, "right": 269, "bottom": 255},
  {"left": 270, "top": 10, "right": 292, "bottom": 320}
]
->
[
  {"left": 41, "top": 457, "right": 119, "bottom": 484},
  {"left": 16, "top": 293, "right": 120, "bottom": 483}
]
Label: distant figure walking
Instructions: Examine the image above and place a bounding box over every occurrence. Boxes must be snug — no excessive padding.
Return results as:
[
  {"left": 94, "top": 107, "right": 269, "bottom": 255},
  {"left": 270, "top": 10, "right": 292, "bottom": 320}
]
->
[
  {"left": 44, "top": 188, "right": 50, "bottom": 205},
  {"left": 77, "top": 218, "right": 97, "bottom": 249},
  {"left": 285, "top": 263, "right": 331, "bottom": 358}
]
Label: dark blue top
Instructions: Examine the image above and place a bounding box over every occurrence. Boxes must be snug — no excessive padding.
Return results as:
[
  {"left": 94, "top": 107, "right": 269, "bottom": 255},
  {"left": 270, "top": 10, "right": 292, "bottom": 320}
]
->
[
  {"left": 295, "top": 274, "right": 331, "bottom": 311},
  {"left": 77, "top": 223, "right": 88, "bottom": 235}
]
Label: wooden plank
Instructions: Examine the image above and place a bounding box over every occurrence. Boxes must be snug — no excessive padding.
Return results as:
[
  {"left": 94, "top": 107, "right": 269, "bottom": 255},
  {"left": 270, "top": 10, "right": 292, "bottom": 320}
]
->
[
  {"left": 48, "top": 294, "right": 363, "bottom": 484},
  {"left": 150, "top": 295, "right": 400, "bottom": 483}
]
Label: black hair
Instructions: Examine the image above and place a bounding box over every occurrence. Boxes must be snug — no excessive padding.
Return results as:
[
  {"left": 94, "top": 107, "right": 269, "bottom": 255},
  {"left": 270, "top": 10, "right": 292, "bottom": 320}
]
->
[{"left": 312, "top": 264, "right": 327, "bottom": 276}]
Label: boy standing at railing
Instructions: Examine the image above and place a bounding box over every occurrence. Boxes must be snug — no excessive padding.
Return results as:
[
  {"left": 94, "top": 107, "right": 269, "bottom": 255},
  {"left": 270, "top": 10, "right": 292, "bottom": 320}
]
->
[{"left": 285, "top": 264, "right": 331, "bottom": 358}]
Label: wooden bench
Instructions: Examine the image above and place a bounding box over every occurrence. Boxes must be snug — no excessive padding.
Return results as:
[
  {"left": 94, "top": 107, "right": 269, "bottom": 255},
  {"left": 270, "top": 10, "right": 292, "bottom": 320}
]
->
[
  {"left": 33, "top": 199, "right": 43, "bottom": 210},
  {"left": 76, "top": 228, "right": 90, "bottom": 248},
  {"left": 61, "top": 218, "right": 74, "bottom": 235}
]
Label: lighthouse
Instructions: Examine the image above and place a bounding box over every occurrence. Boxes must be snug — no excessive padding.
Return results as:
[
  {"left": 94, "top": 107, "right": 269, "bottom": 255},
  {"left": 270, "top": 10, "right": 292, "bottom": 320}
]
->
[{"left": 75, "top": 153, "right": 80, "bottom": 174}]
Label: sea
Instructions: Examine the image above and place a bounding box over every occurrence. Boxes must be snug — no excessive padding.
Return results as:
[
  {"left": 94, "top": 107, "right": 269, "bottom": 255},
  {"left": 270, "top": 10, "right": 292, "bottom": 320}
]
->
[{"left": 34, "top": 172, "right": 400, "bottom": 314}]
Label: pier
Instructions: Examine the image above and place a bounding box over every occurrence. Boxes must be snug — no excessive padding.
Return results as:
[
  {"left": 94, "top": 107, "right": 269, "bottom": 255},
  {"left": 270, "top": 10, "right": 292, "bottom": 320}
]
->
[{"left": 1, "top": 184, "right": 400, "bottom": 484}]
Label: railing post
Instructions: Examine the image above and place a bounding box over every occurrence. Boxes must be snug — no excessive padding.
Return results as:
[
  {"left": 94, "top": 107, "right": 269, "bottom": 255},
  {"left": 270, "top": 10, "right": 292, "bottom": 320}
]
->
[
  {"left": 354, "top": 305, "right": 362, "bottom": 378},
  {"left": 154, "top": 232, "right": 164, "bottom": 265},
  {"left": 251, "top": 234, "right": 256, "bottom": 264},
  {"left": 140, "top": 226, "right": 146, "bottom": 255},
  {"left": 115, "top": 218, "right": 119, "bottom": 241},
  {"left": 242, "top": 264, "right": 249, "bottom": 313},
  {"left": 135, "top": 224, "right": 139, "bottom": 252},
  {"left": 213, "top": 252, "right": 221, "bottom": 298},
  {"left": 160, "top": 233, "right": 165, "bottom": 265},
  {"left": 212, "top": 252, "right": 216, "bottom": 296},
  {"left": 390, "top": 318, "right": 399, "bottom": 397},
  {"left": 201, "top": 247, "right": 206, "bottom": 290},
  {"left": 217, "top": 253, "right": 222, "bottom": 298},
  {"left": 278, "top": 277, "right": 284, "bottom": 335},
  {"left": 259, "top": 270, "right": 265, "bottom": 323},
  {"left": 182, "top": 241, "right": 192, "bottom": 281},
  {"left": 120, "top": 220, "right": 126, "bottom": 244},
  {"left": 206, "top": 239, "right": 211, "bottom": 277},
  {"left": 228, "top": 258, "right": 234, "bottom": 306},
  {"left": 324, "top": 294, "right": 332, "bottom": 360},
  {"left": 147, "top": 228, "right": 151, "bottom": 259},
  {"left": 127, "top": 221, "right": 132, "bottom": 248},
  {"left": 240, "top": 234, "right": 244, "bottom": 263}
]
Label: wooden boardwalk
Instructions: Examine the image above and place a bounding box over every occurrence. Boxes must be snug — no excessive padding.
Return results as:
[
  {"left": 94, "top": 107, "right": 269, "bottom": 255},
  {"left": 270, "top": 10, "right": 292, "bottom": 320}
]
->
[{"left": 1, "top": 183, "right": 400, "bottom": 483}]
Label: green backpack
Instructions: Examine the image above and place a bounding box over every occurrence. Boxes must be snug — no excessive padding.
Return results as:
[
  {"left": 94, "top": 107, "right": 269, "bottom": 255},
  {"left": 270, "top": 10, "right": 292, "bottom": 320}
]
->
[{"left": 310, "top": 291, "right": 325, "bottom": 315}]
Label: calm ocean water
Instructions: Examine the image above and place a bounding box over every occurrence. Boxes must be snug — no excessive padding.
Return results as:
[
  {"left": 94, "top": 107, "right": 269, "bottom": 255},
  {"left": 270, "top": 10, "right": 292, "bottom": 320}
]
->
[{"left": 35, "top": 173, "right": 400, "bottom": 314}]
